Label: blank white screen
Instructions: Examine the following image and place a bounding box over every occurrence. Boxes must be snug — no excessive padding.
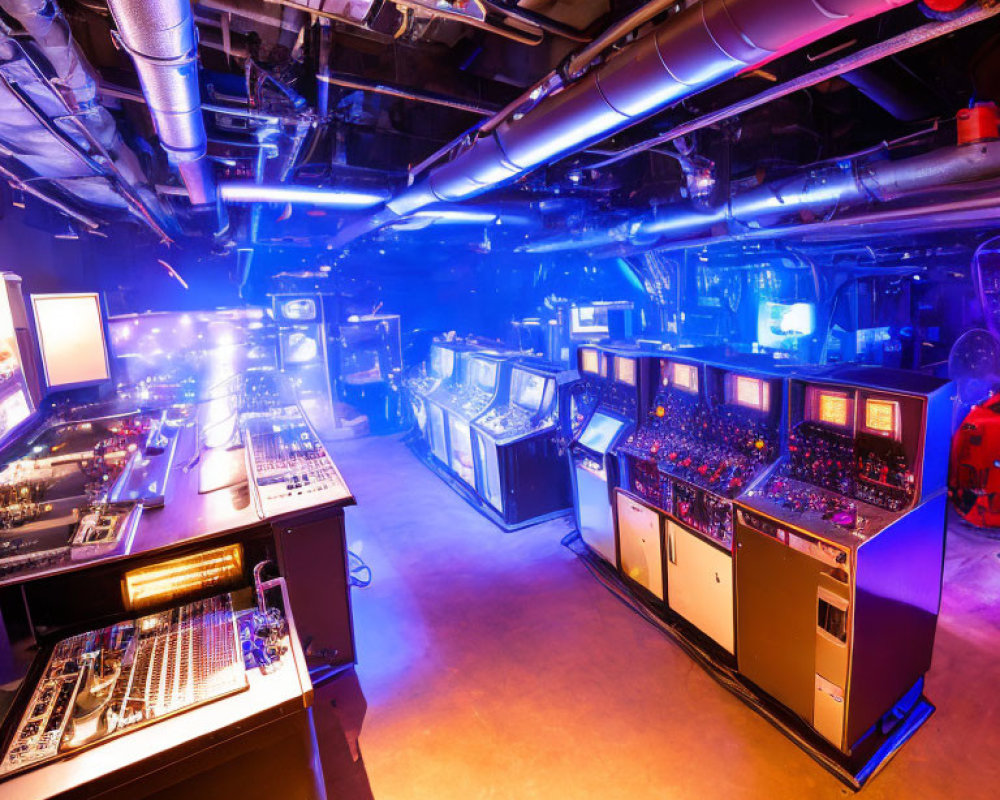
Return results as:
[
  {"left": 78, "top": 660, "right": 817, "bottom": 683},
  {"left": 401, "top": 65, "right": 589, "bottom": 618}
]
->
[{"left": 32, "top": 293, "right": 110, "bottom": 388}]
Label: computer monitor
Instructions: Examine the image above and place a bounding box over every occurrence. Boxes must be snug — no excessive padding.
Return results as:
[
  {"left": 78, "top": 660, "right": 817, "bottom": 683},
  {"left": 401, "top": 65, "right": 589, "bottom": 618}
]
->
[
  {"left": 578, "top": 412, "right": 625, "bottom": 454},
  {"left": 31, "top": 292, "right": 110, "bottom": 390},
  {"left": 512, "top": 368, "right": 546, "bottom": 414},
  {"left": 471, "top": 359, "right": 498, "bottom": 393}
]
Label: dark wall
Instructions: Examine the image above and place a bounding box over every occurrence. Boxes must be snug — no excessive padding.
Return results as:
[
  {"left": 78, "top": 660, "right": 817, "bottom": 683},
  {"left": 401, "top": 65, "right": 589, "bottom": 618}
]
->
[{"left": 0, "top": 199, "right": 241, "bottom": 315}]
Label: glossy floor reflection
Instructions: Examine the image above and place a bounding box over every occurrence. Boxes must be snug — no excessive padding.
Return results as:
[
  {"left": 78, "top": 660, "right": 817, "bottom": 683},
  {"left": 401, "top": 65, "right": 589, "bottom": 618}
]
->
[{"left": 337, "top": 435, "right": 999, "bottom": 799}]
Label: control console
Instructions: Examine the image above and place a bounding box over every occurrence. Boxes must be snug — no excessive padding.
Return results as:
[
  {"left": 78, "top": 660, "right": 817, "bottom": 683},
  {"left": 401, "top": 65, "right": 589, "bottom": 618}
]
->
[
  {"left": 0, "top": 594, "right": 247, "bottom": 777},
  {"left": 747, "top": 371, "right": 934, "bottom": 539},
  {"left": 243, "top": 409, "right": 351, "bottom": 518},
  {"left": 476, "top": 364, "right": 557, "bottom": 443}
]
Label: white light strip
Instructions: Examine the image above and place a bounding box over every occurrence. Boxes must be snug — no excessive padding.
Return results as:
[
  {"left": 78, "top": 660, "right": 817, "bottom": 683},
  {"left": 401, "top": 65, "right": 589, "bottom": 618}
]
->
[{"left": 219, "top": 182, "right": 388, "bottom": 208}]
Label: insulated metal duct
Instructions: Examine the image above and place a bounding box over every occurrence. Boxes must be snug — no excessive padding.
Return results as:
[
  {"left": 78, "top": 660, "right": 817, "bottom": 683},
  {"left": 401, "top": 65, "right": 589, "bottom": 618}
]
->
[
  {"left": 106, "top": 0, "right": 216, "bottom": 206},
  {"left": 519, "top": 140, "right": 1000, "bottom": 252},
  {"left": 0, "top": 0, "right": 159, "bottom": 220},
  {"left": 332, "top": 0, "right": 913, "bottom": 244}
]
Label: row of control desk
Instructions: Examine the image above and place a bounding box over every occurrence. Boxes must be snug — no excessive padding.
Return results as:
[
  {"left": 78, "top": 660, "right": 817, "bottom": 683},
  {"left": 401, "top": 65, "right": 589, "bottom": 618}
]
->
[
  {"left": 568, "top": 343, "right": 952, "bottom": 787},
  {"left": 0, "top": 367, "right": 361, "bottom": 798},
  {"left": 404, "top": 338, "right": 574, "bottom": 529}
]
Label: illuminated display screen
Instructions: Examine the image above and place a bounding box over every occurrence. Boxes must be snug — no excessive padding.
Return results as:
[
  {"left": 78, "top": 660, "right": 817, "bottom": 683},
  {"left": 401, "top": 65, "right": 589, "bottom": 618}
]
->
[
  {"left": 0, "top": 284, "right": 33, "bottom": 443},
  {"left": 580, "top": 349, "right": 599, "bottom": 374},
  {"left": 578, "top": 412, "right": 625, "bottom": 454},
  {"left": 757, "top": 301, "right": 816, "bottom": 349},
  {"left": 472, "top": 359, "right": 498, "bottom": 393},
  {"left": 672, "top": 362, "right": 698, "bottom": 393},
  {"left": 733, "top": 375, "right": 770, "bottom": 412},
  {"left": 430, "top": 345, "right": 455, "bottom": 379},
  {"left": 279, "top": 297, "right": 317, "bottom": 321},
  {"left": 512, "top": 369, "right": 547, "bottom": 413},
  {"left": 864, "top": 398, "right": 899, "bottom": 437},
  {"left": 32, "top": 293, "right": 110, "bottom": 389},
  {"left": 818, "top": 392, "right": 850, "bottom": 427},
  {"left": 615, "top": 357, "right": 636, "bottom": 386}
]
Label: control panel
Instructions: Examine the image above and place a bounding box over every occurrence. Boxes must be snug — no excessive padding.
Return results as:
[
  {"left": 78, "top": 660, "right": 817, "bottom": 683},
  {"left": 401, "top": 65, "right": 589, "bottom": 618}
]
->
[
  {"left": 748, "top": 376, "right": 929, "bottom": 538},
  {"left": 0, "top": 594, "right": 247, "bottom": 777},
  {"left": 622, "top": 359, "right": 781, "bottom": 498},
  {"left": 243, "top": 409, "right": 351, "bottom": 518},
  {"left": 0, "top": 415, "right": 156, "bottom": 579},
  {"left": 476, "top": 365, "right": 557, "bottom": 443}
]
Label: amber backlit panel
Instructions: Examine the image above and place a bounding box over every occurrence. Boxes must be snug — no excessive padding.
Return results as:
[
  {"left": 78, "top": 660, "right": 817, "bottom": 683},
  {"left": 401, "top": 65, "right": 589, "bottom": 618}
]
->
[{"left": 123, "top": 544, "right": 244, "bottom": 610}]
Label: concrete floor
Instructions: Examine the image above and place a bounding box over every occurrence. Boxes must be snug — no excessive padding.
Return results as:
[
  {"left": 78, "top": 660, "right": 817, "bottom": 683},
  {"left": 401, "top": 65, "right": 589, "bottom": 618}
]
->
[{"left": 336, "top": 435, "right": 1000, "bottom": 799}]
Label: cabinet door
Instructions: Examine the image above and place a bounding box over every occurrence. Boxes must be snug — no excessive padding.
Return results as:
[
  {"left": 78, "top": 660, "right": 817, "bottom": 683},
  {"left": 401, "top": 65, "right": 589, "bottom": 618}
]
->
[
  {"left": 575, "top": 461, "right": 616, "bottom": 565},
  {"left": 616, "top": 493, "right": 664, "bottom": 600},
  {"left": 429, "top": 404, "right": 447, "bottom": 463},
  {"left": 448, "top": 417, "right": 474, "bottom": 486},
  {"left": 667, "top": 521, "right": 734, "bottom": 654}
]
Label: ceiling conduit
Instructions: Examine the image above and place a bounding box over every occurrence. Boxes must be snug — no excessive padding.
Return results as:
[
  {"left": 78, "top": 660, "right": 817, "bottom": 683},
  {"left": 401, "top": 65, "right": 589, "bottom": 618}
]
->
[{"left": 329, "top": 0, "right": 915, "bottom": 247}]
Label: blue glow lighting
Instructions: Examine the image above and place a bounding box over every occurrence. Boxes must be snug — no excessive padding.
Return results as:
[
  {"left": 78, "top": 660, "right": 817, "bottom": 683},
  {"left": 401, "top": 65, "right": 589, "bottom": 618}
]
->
[
  {"left": 412, "top": 208, "right": 499, "bottom": 223},
  {"left": 219, "top": 182, "right": 389, "bottom": 208}
]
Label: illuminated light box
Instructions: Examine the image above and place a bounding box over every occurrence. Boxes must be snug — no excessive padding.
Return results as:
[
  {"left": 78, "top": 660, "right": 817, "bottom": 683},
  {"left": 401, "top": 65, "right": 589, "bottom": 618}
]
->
[
  {"left": 32, "top": 292, "right": 110, "bottom": 390},
  {"left": 864, "top": 398, "right": 900, "bottom": 438},
  {"left": 123, "top": 544, "right": 244, "bottom": 611},
  {"left": 580, "top": 348, "right": 600, "bottom": 374},
  {"left": 616, "top": 357, "right": 637, "bottom": 386},
  {"left": 672, "top": 362, "right": 698, "bottom": 393}
]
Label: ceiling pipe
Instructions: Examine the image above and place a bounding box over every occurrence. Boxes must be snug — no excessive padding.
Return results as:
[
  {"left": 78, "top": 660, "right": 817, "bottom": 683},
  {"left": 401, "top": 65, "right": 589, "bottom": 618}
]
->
[
  {"left": 105, "top": 0, "right": 219, "bottom": 211},
  {"left": 329, "top": 0, "right": 915, "bottom": 248},
  {"left": 563, "top": 0, "right": 677, "bottom": 79},
  {"left": 318, "top": 73, "right": 500, "bottom": 117},
  {"left": 518, "top": 139, "right": 1000, "bottom": 252},
  {"left": 584, "top": 1, "right": 1000, "bottom": 171}
]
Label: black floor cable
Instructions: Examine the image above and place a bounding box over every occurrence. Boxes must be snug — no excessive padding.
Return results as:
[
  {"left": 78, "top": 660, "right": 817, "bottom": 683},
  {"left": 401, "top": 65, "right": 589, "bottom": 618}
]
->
[{"left": 560, "top": 530, "right": 866, "bottom": 789}]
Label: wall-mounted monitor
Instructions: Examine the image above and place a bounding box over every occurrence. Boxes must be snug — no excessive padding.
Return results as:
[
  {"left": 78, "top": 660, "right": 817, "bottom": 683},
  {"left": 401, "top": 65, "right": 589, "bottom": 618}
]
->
[
  {"left": 615, "top": 356, "right": 637, "bottom": 387},
  {"left": 671, "top": 362, "right": 698, "bottom": 393},
  {"left": 757, "top": 301, "right": 816, "bottom": 349},
  {"left": 31, "top": 292, "right": 110, "bottom": 390}
]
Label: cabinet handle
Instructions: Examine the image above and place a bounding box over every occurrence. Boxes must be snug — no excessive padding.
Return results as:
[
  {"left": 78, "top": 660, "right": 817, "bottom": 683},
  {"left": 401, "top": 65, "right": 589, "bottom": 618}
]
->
[{"left": 667, "top": 530, "right": 676, "bottom": 565}]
